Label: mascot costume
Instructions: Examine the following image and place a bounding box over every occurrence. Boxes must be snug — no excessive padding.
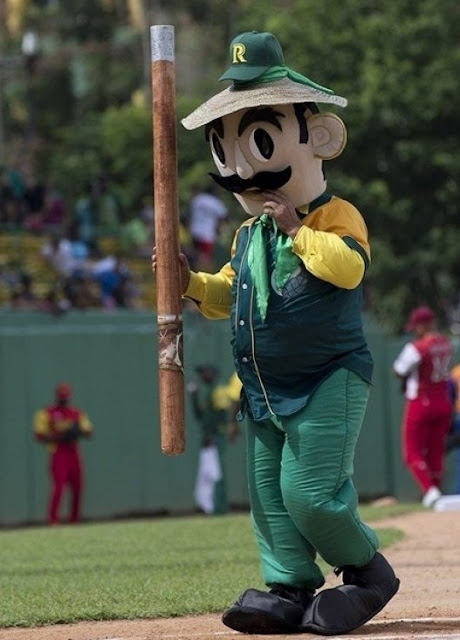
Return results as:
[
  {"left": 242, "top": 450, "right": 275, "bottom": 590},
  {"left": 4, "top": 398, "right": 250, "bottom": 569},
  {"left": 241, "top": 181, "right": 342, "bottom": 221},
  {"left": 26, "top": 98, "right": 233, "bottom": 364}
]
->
[{"left": 179, "top": 30, "right": 400, "bottom": 635}]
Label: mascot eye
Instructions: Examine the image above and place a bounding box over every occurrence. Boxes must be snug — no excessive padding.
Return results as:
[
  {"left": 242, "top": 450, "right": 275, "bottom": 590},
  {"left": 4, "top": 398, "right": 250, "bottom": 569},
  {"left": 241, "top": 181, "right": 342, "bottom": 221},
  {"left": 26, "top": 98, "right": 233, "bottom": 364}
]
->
[
  {"left": 211, "top": 133, "right": 226, "bottom": 165},
  {"left": 249, "top": 129, "right": 274, "bottom": 161}
]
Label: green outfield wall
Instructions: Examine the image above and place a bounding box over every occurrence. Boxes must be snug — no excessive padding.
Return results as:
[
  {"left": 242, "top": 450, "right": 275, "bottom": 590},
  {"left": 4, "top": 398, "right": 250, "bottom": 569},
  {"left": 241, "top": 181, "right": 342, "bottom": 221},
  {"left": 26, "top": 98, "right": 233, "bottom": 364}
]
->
[{"left": 0, "top": 310, "right": 458, "bottom": 526}]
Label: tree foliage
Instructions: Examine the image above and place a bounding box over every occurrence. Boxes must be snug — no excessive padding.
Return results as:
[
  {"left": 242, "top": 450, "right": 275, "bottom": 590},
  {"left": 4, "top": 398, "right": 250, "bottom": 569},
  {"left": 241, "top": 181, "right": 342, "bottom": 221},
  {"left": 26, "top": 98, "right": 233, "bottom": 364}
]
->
[
  {"left": 236, "top": 0, "right": 460, "bottom": 331},
  {"left": 4, "top": 0, "right": 460, "bottom": 332}
]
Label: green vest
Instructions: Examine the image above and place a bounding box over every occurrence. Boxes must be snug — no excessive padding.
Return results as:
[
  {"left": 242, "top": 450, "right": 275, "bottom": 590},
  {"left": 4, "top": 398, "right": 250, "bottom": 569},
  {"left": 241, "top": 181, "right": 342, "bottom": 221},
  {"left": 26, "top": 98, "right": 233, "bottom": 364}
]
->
[{"left": 230, "top": 196, "right": 373, "bottom": 421}]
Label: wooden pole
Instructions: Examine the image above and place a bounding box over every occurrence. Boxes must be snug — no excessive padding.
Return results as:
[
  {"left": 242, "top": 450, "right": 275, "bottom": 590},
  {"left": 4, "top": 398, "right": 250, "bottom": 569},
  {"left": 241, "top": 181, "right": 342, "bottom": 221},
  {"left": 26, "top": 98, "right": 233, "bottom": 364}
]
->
[{"left": 150, "top": 25, "right": 185, "bottom": 455}]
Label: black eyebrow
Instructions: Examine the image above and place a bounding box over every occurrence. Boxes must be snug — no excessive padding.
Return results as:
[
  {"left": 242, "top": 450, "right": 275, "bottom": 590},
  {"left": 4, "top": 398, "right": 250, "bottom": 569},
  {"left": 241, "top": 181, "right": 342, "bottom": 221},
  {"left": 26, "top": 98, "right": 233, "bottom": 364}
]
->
[
  {"left": 238, "top": 108, "right": 285, "bottom": 136},
  {"left": 205, "top": 118, "right": 224, "bottom": 142}
]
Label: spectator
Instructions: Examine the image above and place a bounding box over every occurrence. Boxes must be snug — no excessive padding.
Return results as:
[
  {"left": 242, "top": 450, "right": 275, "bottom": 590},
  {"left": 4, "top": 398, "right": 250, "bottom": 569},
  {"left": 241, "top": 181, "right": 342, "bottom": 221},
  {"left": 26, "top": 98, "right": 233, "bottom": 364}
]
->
[
  {"left": 91, "top": 253, "right": 132, "bottom": 309},
  {"left": 68, "top": 221, "right": 90, "bottom": 262},
  {"left": 111, "top": 270, "right": 141, "bottom": 309},
  {"left": 93, "top": 174, "right": 121, "bottom": 237},
  {"left": 119, "top": 204, "right": 153, "bottom": 258},
  {"left": 33, "top": 382, "right": 94, "bottom": 525},
  {"left": 187, "top": 183, "right": 228, "bottom": 269},
  {"left": 447, "top": 363, "right": 460, "bottom": 493},
  {"left": 62, "top": 274, "right": 101, "bottom": 311},
  {"left": 393, "top": 306, "right": 454, "bottom": 507},
  {"left": 4, "top": 165, "right": 25, "bottom": 200},
  {"left": 40, "top": 232, "right": 83, "bottom": 279},
  {"left": 23, "top": 175, "right": 46, "bottom": 232},
  {"left": 188, "top": 365, "right": 240, "bottom": 515},
  {"left": 179, "top": 209, "right": 195, "bottom": 270},
  {"left": 140, "top": 195, "right": 154, "bottom": 226},
  {"left": 0, "top": 258, "right": 22, "bottom": 291},
  {"left": 0, "top": 165, "right": 23, "bottom": 228},
  {"left": 40, "top": 286, "right": 71, "bottom": 316},
  {"left": 73, "top": 182, "right": 98, "bottom": 250},
  {"left": 9, "top": 273, "right": 39, "bottom": 310},
  {"left": 41, "top": 186, "right": 67, "bottom": 232},
  {"left": 24, "top": 183, "right": 67, "bottom": 235}
]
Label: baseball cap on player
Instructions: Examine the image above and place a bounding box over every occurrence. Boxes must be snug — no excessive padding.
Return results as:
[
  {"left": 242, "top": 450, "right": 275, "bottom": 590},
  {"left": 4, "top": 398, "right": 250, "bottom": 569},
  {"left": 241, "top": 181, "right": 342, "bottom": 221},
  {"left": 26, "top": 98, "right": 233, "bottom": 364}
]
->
[
  {"left": 56, "top": 382, "right": 72, "bottom": 399},
  {"left": 405, "top": 306, "right": 435, "bottom": 331}
]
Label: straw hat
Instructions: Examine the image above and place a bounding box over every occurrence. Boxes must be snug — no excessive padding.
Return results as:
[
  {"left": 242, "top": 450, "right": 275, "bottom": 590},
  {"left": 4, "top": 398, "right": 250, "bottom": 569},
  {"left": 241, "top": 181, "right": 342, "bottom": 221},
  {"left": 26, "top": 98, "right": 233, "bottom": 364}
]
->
[{"left": 181, "top": 31, "right": 347, "bottom": 131}]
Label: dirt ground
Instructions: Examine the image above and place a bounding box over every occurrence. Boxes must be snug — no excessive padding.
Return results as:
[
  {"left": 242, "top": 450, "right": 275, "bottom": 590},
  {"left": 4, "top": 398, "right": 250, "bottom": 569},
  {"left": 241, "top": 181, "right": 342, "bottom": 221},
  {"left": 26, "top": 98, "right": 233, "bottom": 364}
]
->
[{"left": 2, "top": 509, "right": 460, "bottom": 640}]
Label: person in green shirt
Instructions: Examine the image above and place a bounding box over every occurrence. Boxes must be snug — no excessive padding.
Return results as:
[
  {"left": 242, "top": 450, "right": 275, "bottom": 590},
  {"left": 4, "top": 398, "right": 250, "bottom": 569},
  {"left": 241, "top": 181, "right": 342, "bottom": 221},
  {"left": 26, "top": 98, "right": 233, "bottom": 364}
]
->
[
  {"left": 119, "top": 208, "right": 152, "bottom": 258},
  {"left": 189, "top": 365, "right": 240, "bottom": 515}
]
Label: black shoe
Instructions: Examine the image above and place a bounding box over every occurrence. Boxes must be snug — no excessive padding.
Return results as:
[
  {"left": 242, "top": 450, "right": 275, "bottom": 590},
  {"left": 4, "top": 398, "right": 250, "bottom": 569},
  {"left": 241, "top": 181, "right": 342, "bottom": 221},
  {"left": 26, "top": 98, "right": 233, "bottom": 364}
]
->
[
  {"left": 222, "top": 584, "right": 314, "bottom": 634},
  {"left": 300, "top": 552, "right": 400, "bottom": 636}
]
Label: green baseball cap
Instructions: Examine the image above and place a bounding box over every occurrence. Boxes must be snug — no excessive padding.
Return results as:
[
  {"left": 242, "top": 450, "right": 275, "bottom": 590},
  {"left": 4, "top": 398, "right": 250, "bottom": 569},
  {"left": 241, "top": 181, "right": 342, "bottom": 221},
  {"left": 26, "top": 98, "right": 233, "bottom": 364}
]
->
[{"left": 219, "top": 30, "right": 285, "bottom": 83}]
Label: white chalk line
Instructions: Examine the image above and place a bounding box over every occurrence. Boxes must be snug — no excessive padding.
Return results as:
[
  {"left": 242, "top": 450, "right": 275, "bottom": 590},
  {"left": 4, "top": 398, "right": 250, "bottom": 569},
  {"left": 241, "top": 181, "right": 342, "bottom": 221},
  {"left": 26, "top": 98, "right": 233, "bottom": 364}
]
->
[
  {"left": 92, "top": 619, "right": 460, "bottom": 640},
  {"left": 376, "top": 617, "right": 460, "bottom": 624}
]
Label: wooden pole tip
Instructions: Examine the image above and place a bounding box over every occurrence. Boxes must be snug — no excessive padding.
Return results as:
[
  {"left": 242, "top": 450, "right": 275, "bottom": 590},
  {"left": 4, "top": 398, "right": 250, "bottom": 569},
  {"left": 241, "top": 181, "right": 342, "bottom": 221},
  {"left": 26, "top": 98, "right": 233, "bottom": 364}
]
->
[{"left": 150, "top": 25, "right": 174, "bottom": 62}]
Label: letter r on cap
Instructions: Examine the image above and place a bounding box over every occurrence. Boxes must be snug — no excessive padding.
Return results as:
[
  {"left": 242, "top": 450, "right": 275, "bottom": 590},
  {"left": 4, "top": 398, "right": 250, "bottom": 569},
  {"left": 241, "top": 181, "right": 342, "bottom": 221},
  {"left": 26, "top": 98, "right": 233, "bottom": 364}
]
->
[{"left": 232, "top": 43, "right": 247, "bottom": 63}]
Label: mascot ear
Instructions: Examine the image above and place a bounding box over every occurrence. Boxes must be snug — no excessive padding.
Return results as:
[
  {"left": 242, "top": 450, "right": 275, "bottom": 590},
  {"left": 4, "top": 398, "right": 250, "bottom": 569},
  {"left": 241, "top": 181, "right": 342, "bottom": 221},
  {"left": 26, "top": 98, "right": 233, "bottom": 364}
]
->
[{"left": 308, "top": 113, "right": 347, "bottom": 160}]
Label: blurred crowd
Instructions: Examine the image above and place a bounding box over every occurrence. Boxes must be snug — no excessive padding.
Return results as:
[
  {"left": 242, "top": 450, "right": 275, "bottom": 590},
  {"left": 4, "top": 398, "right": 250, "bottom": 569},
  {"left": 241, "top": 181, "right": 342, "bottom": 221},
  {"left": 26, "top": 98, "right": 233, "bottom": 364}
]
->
[{"left": 0, "top": 164, "right": 231, "bottom": 314}]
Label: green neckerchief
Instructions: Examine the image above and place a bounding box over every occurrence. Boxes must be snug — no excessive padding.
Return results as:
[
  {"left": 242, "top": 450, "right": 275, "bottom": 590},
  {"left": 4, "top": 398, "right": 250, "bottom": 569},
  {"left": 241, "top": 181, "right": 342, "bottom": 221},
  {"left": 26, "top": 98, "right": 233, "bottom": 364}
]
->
[
  {"left": 233, "top": 65, "right": 334, "bottom": 93},
  {"left": 247, "top": 215, "right": 301, "bottom": 322}
]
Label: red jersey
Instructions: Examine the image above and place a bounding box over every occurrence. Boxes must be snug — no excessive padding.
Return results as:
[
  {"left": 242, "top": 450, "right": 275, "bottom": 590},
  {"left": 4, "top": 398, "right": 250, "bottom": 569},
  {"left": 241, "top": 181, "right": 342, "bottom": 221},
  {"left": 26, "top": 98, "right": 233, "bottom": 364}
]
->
[
  {"left": 34, "top": 405, "right": 93, "bottom": 452},
  {"left": 394, "top": 333, "right": 453, "bottom": 400}
]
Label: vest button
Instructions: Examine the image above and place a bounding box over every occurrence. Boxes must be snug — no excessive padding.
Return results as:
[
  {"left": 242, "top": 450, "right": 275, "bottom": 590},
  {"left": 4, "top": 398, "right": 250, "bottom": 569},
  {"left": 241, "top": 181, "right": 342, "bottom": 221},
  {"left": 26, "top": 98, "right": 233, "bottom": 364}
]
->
[
  {"left": 239, "top": 320, "right": 245, "bottom": 326},
  {"left": 242, "top": 357, "right": 248, "bottom": 363}
]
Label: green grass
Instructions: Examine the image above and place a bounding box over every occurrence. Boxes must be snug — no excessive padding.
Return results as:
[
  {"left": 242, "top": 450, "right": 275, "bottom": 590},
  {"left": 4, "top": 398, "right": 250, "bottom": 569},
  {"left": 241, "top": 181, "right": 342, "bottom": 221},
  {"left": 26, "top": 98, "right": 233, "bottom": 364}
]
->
[
  {"left": 358, "top": 501, "right": 424, "bottom": 521},
  {"left": 0, "top": 504, "right": 420, "bottom": 628}
]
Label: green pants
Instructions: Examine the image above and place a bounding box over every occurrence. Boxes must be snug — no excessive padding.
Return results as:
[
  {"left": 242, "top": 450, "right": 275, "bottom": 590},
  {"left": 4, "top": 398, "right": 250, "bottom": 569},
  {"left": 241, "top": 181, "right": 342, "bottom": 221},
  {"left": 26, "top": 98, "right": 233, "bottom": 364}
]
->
[{"left": 246, "top": 368, "right": 379, "bottom": 592}]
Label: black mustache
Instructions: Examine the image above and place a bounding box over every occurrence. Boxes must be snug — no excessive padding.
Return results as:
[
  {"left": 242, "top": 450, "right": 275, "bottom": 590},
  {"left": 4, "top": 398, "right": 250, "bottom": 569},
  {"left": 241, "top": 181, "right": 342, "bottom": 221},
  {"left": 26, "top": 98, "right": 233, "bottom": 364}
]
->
[{"left": 209, "top": 166, "right": 292, "bottom": 194}]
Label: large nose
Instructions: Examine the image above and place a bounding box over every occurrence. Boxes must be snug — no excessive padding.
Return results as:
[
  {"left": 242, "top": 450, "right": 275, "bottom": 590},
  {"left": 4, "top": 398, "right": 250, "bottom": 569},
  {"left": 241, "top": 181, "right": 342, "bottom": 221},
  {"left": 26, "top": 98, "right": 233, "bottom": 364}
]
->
[{"left": 234, "top": 140, "right": 254, "bottom": 180}]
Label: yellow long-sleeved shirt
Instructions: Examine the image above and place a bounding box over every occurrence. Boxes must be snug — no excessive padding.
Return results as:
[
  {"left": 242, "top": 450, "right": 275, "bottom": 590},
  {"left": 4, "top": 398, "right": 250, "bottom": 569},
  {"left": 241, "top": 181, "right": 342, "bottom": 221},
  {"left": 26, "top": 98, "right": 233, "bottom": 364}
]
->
[{"left": 184, "top": 195, "right": 369, "bottom": 318}]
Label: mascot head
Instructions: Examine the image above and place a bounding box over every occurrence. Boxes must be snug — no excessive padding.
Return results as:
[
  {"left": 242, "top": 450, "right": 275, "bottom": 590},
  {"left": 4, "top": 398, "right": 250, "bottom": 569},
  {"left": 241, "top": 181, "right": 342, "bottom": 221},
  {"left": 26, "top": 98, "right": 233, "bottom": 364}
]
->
[{"left": 182, "top": 30, "right": 348, "bottom": 217}]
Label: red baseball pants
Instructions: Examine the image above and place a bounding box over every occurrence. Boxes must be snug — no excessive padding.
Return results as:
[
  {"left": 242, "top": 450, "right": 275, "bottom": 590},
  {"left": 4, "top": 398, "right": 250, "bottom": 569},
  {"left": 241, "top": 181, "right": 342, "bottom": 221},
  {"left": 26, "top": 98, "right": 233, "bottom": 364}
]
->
[
  {"left": 402, "top": 394, "right": 452, "bottom": 493},
  {"left": 48, "top": 446, "right": 83, "bottom": 524}
]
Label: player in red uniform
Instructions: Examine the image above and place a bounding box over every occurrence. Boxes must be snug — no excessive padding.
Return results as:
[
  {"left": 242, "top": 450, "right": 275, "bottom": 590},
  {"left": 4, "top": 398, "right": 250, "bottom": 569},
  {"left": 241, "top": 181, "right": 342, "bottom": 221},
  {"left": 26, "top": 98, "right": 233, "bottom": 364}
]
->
[
  {"left": 393, "top": 306, "right": 454, "bottom": 507},
  {"left": 34, "top": 382, "right": 93, "bottom": 524}
]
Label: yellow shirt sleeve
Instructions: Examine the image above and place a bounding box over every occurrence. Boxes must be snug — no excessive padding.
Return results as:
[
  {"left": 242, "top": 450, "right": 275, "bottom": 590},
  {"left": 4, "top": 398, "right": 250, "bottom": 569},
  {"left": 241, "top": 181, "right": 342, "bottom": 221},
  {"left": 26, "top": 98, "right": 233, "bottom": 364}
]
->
[
  {"left": 34, "top": 409, "right": 50, "bottom": 438},
  {"left": 183, "top": 228, "right": 241, "bottom": 318},
  {"left": 212, "top": 385, "right": 232, "bottom": 410},
  {"left": 78, "top": 412, "right": 93, "bottom": 435},
  {"left": 225, "top": 372, "right": 242, "bottom": 402},
  {"left": 294, "top": 197, "right": 370, "bottom": 289},
  {"left": 184, "top": 266, "right": 234, "bottom": 319}
]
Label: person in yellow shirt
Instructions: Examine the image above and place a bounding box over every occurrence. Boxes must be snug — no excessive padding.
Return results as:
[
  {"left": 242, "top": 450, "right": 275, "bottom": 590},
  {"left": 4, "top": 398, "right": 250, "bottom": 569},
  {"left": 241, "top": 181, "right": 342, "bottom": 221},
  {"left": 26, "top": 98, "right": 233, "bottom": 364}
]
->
[
  {"left": 188, "top": 367, "right": 241, "bottom": 514},
  {"left": 224, "top": 371, "right": 243, "bottom": 442},
  {"left": 34, "top": 383, "right": 93, "bottom": 524}
]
